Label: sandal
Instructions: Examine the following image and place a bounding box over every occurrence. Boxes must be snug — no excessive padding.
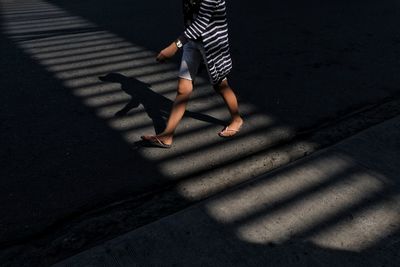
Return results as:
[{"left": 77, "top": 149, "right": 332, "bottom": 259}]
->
[
  {"left": 141, "top": 135, "right": 172, "bottom": 149},
  {"left": 218, "top": 122, "right": 243, "bottom": 138}
]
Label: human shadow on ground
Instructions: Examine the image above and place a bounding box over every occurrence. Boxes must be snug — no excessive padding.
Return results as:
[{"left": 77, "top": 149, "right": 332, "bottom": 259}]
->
[{"left": 98, "top": 73, "right": 225, "bottom": 134}]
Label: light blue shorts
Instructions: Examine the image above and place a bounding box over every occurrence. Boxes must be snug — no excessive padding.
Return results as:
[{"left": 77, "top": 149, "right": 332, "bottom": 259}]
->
[{"left": 178, "top": 40, "right": 208, "bottom": 83}]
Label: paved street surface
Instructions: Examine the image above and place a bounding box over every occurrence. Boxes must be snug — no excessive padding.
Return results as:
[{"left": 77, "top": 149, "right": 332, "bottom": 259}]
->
[
  {"left": 1, "top": 0, "right": 400, "bottom": 265},
  {"left": 54, "top": 115, "right": 400, "bottom": 266}
]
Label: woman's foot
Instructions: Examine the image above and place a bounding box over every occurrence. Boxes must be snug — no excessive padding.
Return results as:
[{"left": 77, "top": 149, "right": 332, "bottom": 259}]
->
[
  {"left": 141, "top": 133, "right": 173, "bottom": 148},
  {"left": 219, "top": 117, "right": 243, "bottom": 137}
]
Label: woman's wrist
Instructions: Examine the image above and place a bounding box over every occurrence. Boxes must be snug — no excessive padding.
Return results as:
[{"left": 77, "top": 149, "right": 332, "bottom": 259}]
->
[
  {"left": 177, "top": 34, "right": 189, "bottom": 46},
  {"left": 174, "top": 39, "right": 183, "bottom": 49}
]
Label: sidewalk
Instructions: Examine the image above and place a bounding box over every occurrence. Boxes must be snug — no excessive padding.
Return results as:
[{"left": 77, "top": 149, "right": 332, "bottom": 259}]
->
[{"left": 53, "top": 116, "right": 400, "bottom": 266}]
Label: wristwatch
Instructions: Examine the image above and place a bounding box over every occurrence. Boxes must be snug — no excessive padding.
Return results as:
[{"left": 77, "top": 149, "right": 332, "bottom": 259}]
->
[{"left": 175, "top": 39, "right": 183, "bottom": 49}]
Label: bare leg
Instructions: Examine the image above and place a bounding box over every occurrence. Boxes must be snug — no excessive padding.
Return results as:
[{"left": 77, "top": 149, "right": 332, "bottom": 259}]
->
[
  {"left": 142, "top": 78, "right": 193, "bottom": 145},
  {"left": 213, "top": 79, "right": 243, "bottom": 134}
]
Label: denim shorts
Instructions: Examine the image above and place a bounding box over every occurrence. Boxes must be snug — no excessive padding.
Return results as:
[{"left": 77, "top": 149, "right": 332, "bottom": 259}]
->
[
  {"left": 178, "top": 40, "right": 228, "bottom": 84},
  {"left": 178, "top": 40, "right": 209, "bottom": 83}
]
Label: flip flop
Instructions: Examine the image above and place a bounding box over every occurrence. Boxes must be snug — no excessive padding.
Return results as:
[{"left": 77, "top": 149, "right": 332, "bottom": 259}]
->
[
  {"left": 218, "top": 122, "right": 243, "bottom": 138},
  {"left": 141, "top": 135, "right": 172, "bottom": 148}
]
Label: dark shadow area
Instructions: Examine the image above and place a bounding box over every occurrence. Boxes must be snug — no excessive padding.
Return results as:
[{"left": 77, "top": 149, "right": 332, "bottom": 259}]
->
[
  {"left": 98, "top": 73, "right": 224, "bottom": 134},
  {"left": 178, "top": 233, "right": 400, "bottom": 267}
]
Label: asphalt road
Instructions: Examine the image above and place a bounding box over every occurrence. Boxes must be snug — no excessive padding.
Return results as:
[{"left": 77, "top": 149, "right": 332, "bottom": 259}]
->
[{"left": 1, "top": 0, "right": 400, "bottom": 261}]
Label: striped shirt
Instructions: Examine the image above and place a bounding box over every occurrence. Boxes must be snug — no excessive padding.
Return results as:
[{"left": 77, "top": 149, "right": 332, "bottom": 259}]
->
[{"left": 179, "top": 0, "right": 232, "bottom": 85}]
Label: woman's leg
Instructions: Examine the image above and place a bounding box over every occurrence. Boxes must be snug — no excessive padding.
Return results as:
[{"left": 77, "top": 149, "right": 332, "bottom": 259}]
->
[
  {"left": 142, "top": 78, "right": 193, "bottom": 145},
  {"left": 213, "top": 79, "right": 243, "bottom": 132}
]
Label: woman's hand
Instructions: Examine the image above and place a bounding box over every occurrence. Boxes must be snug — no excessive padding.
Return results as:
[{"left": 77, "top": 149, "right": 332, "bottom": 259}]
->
[{"left": 156, "top": 42, "right": 178, "bottom": 63}]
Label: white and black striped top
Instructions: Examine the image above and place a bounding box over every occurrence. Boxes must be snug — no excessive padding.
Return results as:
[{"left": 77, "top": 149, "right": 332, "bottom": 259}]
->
[{"left": 179, "top": 0, "right": 232, "bottom": 85}]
